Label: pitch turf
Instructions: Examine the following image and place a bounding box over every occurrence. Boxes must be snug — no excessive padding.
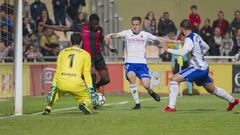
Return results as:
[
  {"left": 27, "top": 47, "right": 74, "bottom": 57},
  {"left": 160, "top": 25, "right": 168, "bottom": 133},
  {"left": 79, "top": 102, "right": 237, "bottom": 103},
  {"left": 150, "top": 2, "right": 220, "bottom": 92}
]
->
[{"left": 0, "top": 95, "right": 240, "bottom": 135}]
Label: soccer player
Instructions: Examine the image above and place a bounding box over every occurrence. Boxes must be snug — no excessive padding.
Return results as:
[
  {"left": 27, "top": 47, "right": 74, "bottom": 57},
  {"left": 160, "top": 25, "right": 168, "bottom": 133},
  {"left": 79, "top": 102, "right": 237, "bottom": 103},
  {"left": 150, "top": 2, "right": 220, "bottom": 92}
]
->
[
  {"left": 40, "top": 14, "right": 116, "bottom": 94},
  {"left": 162, "top": 19, "right": 239, "bottom": 112},
  {"left": 42, "top": 33, "right": 98, "bottom": 115},
  {"left": 105, "top": 16, "right": 174, "bottom": 109}
]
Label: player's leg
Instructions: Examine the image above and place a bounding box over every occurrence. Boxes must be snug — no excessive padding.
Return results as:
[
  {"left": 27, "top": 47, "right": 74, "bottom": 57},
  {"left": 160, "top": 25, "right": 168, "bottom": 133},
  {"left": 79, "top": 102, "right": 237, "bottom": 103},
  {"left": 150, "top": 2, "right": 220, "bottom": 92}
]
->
[
  {"left": 163, "top": 73, "right": 185, "bottom": 112},
  {"left": 95, "top": 68, "right": 110, "bottom": 93},
  {"left": 125, "top": 63, "right": 141, "bottom": 109},
  {"left": 42, "top": 89, "right": 65, "bottom": 115},
  {"left": 136, "top": 64, "right": 160, "bottom": 102},
  {"left": 141, "top": 78, "right": 160, "bottom": 102},
  {"left": 91, "top": 63, "right": 97, "bottom": 90},
  {"left": 127, "top": 71, "right": 141, "bottom": 109},
  {"left": 95, "top": 54, "right": 110, "bottom": 94},
  {"left": 203, "top": 81, "right": 239, "bottom": 111},
  {"left": 71, "top": 88, "right": 92, "bottom": 115}
]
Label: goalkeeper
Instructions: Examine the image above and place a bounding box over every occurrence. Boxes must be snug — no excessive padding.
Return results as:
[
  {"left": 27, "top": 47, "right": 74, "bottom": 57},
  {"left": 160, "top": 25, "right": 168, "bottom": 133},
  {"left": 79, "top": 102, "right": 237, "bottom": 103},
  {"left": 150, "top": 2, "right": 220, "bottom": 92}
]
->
[{"left": 42, "top": 33, "right": 98, "bottom": 115}]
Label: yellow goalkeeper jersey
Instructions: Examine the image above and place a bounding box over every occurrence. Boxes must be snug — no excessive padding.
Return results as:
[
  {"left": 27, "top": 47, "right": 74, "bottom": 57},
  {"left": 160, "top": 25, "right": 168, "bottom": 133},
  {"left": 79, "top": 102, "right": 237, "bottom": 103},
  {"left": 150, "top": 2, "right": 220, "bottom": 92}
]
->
[{"left": 52, "top": 46, "right": 92, "bottom": 90}]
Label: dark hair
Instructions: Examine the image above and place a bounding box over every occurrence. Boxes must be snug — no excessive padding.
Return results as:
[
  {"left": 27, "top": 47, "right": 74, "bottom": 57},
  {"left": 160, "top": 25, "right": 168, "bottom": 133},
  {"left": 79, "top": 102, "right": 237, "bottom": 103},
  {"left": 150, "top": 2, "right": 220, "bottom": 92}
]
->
[
  {"left": 71, "top": 33, "right": 82, "bottom": 45},
  {"left": 131, "top": 16, "right": 141, "bottom": 23},
  {"left": 180, "top": 19, "right": 192, "bottom": 30},
  {"left": 191, "top": 5, "right": 197, "bottom": 10},
  {"left": 89, "top": 13, "right": 99, "bottom": 24}
]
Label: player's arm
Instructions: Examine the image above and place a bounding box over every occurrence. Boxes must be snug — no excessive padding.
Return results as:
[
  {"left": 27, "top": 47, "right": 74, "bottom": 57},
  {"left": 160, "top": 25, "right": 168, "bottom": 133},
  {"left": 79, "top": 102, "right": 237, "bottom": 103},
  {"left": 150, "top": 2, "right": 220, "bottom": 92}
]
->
[
  {"left": 165, "top": 39, "right": 193, "bottom": 56},
  {"left": 104, "top": 33, "right": 121, "bottom": 46},
  {"left": 202, "top": 40, "right": 210, "bottom": 55},
  {"left": 39, "top": 22, "right": 70, "bottom": 31}
]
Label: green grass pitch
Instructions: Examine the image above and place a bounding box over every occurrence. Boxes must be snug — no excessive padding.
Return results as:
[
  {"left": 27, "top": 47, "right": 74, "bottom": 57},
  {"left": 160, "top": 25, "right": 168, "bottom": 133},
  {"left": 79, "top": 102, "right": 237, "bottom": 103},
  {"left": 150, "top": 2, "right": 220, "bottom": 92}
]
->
[{"left": 0, "top": 94, "right": 240, "bottom": 135}]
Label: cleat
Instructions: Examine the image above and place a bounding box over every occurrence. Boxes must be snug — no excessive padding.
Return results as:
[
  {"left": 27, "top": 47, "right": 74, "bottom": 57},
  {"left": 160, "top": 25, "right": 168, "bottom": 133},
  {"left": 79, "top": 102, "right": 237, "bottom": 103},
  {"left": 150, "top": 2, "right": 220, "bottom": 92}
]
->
[
  {"left": 162, "top": 106, "right": 176, "bottom": 112},
  {"left": 79, "top": 104, "right": 92, "bottom": 115},
  {"left": 148, "top": 90, "right": 160, "bottom": 102},
  {"left": 227, "top": 99, "right": 239, "bottom": 112},
  {"left": 132, "top": 103, "right": 141, "bottom": 110},
  {"left": 42, "top": 108, "right": 51, "bottom": 115}
]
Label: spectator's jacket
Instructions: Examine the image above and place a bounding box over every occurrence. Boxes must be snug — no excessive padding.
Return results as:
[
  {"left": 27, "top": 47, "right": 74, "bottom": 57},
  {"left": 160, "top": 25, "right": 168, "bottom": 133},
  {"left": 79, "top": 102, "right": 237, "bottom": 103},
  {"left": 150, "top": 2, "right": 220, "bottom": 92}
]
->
[
  {"left": 200, "top": 25, "right": 212, "bottom": 44},
  {"left": 52, "top": 0, "right": 68, "bottom": 9},
  {"left": 231, "top": 19, "right": 240, "bottom": 34},
  {"left": 189, "top": 13, "right": 201, "bottom": 30},
  {"left": 212, "top": 19, "right": 230, "bottom": 36},
  {"left": 30, "top": 1, "right": 48, "bottom": 22},
  {"left": 158, "top": 17, "right": 177, "bottom": 36}
]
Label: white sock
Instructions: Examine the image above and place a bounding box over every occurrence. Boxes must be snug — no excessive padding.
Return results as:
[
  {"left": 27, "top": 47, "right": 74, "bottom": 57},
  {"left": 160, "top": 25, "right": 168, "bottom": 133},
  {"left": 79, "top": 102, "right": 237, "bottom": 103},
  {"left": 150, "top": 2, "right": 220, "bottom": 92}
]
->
[
  {"left": 169, "top": 81, "right": 179, "bottom": 108},
  {"left": 129, "top": 84, "right": 140, "bottom": 104},
  {"left": 213, "top": 87, "right": 234, "bottom": 103}
]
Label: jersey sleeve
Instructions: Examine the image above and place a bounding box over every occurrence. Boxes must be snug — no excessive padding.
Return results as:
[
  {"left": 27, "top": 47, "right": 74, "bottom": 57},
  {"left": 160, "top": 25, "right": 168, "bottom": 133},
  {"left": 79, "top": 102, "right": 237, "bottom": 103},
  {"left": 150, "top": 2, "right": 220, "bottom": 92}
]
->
[
  {"left": 83, "top": 52, "right": 93, "bottom": 88},
  {"left": 52, "top": 52, "right": 61, "bottom": 86},
  {"left": 167, "top": 38, "right": 193, "bottom": 56},
  {"left": 146, "top": 32, "right": 157, "bottom": 40}
]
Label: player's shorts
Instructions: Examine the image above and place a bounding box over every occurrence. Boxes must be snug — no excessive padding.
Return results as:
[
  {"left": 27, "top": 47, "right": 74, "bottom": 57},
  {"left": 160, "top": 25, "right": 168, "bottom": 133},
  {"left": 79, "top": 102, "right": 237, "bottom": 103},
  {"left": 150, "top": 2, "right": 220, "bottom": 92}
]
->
[
  {"left": 92, "top": 53, "right": 107, "bottom": 70},
  {"left": 56, "top": 80, "right": 91, "bottom": 107},
  {"left": 124, "top": 63, "right": 151, "bottom": 80},
  {"left": 179, "top": 66, "right": 212, "bottom": 86}
]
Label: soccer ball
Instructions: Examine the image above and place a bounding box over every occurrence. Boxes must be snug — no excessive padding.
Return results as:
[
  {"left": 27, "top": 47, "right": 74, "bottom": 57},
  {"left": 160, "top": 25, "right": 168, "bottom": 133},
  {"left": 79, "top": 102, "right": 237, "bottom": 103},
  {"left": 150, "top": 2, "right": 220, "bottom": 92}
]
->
[{"left": 96, "top": 93, "right": 105, "bottom": 106}]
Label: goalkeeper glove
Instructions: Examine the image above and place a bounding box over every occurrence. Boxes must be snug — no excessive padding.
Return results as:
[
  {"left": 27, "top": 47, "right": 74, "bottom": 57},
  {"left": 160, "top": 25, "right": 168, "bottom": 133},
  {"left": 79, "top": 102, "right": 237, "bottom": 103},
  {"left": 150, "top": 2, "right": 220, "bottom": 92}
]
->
[
  {"left": 88, "top": 87, "right": 98, "bottom": 106},
  {"left": 46, "top": 85, "right": 57, "bottom": 103}
]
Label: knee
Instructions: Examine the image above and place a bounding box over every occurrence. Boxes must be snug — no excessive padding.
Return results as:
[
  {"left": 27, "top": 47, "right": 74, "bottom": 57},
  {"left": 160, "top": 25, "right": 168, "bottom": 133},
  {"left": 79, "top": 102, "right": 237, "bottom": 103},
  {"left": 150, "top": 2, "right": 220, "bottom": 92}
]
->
[{"left": 170, "top": 76, "right": 179, "bottom": 82}]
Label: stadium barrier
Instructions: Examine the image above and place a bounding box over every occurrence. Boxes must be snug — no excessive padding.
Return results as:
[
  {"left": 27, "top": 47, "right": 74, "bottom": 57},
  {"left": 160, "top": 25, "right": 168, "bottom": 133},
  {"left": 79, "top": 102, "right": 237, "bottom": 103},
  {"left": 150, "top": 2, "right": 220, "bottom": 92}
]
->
[{"left": 0, "top": 62, "right": 240, "bottom": 98}]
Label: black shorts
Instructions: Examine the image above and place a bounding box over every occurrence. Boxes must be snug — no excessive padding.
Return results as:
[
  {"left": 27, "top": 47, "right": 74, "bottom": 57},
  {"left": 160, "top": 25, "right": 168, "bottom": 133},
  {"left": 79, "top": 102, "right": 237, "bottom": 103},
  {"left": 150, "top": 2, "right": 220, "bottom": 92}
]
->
[{"left": 92, "top": 53, "right": 107, "bottom": 70}]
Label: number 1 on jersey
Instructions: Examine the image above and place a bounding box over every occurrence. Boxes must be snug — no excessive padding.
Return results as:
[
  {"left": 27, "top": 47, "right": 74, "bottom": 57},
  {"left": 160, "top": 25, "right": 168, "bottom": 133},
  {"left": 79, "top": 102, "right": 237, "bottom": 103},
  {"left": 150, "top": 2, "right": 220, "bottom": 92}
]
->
[{"left": 68, "top": 54, "right": 75, "bottom": 68}]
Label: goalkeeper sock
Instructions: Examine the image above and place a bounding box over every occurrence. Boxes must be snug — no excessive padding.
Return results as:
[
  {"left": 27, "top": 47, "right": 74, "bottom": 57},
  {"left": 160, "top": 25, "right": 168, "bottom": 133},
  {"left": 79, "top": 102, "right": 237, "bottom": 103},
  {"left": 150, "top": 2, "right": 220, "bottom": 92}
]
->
[
  {"left": 129, "top": 84, "right": 140, "bottom": 104},
  {"left": 213, "top": 87, "right": 234, "bottom": 103},
  {"left": 169, "top": 81, "right": 179, "bottom": 108}
]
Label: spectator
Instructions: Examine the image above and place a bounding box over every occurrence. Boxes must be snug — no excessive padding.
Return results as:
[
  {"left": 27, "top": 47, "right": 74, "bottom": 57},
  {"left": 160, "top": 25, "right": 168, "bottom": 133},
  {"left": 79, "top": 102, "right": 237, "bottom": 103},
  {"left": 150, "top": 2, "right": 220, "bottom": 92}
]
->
[
  {"left": 52, "top": 0, "right": 68, "bottom": 25},
  {"left": 143, "top": 11, "right": 157, "bottom": 35},
  {"left": 220, "top": 32, "right": 234, "bottom": 56},
  {"left": 24, "top": 45, "right": 43, "bottom": 62},
  {"left": 23, "top": 16, "right": 35, "bottom": 37},
  {"left": 188, "top": 5, "right": 201, "bottom": 33},
  {"left": 231, "top": 10, "right": 240, "bottom": 36},
  {"left": 0, "top": 24, "right": 13, "bottom": 47},
  {"left": 212, "top": 10, "right": 230, "bottom": 36},
  {"left": 66, "top": 0, "right": 86, "bottom": 21},
  {"left": 72, "top": 11, "right": 88, "bottom": 27},
  {"left": 209, "top": 27, "right": 222, "bottom": 56},
  {"left": 158, "top": 12, "right": 177, "bottom": 36},
  {"left": 0, "top": 41, "right": 7, "bottom": 62},
  {"left": 36, "top": 10, "right": 53, "bottom": 34},
  {"left": 30, "top": 0, "right": 48, "bottom": 22},
  {"left": 200, "top": 18, "right": 212, "bottom": 44},
  {"left": 0, "top": 9, "right": 13, "bottom": 32},
  {"left": 40, "top": 28, "right": 59, "bottom": 60},
  {"left": 23, "top": 0, "right": 30, "bottom": 17},
  {"left": 232, "top": 29, "right": 240, "bottom": 55},
  {"left": 0, "top": 0, "right": 14, "bottom": 16},
  {"left": 23, "top": 33, "right": 40, "bottom": 48}
]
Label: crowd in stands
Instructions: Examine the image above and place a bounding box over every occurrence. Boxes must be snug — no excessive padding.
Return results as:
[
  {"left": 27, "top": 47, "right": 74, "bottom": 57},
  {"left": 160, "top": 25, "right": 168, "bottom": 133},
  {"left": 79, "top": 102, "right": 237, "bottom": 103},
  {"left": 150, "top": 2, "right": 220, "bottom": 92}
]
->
[
  {"left": 143, "top": 5, "right": 240, "bottom": 61},
  {"left": 0, "top": 0, "right": 240, "bottom": 62}
]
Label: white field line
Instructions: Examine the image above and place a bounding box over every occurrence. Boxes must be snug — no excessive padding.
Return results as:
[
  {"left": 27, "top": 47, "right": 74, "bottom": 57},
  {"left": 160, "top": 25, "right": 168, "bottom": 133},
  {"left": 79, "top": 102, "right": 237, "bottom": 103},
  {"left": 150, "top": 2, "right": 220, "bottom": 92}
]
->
[{"left": 0, "top": 97, "right": 169, "bottom": 119}]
